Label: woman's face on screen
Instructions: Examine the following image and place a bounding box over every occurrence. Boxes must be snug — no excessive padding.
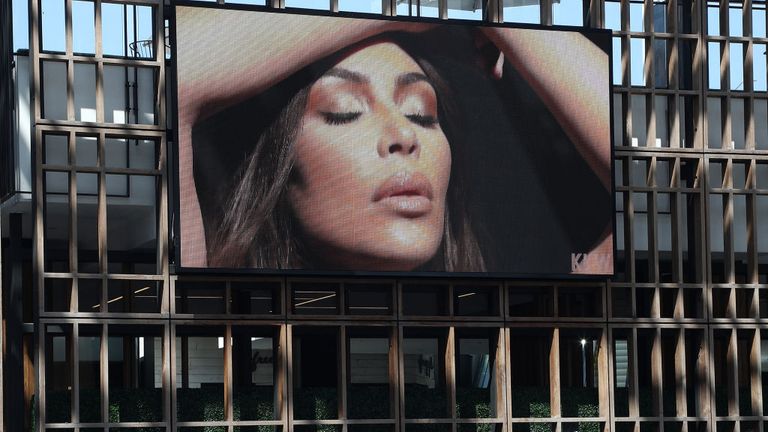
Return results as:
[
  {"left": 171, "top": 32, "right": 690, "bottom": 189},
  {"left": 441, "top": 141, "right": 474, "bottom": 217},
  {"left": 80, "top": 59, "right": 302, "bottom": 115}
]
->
[{"left": 288, "top": 41, "right": 451, "bottom": 271}]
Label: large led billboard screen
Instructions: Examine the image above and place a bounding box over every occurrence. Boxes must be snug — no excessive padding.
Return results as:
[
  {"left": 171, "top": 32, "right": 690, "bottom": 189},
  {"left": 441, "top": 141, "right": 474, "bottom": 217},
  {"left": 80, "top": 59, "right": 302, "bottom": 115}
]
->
[{"left": 174, "top": 5, "right": 614, "bottom": 276}]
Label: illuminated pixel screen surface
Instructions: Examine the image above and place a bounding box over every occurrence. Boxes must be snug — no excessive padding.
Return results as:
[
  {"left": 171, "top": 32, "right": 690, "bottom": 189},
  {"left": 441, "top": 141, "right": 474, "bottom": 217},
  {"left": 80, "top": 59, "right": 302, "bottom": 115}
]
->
[{"left": 174, "top": 5, "right": 614, "bottom": 276}]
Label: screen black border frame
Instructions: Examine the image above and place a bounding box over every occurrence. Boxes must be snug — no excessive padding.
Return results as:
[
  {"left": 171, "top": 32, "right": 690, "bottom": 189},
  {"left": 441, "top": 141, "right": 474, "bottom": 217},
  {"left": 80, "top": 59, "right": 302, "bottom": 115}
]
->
[{"left": 168, "top": 0, "right": 617, "bottom": 280}]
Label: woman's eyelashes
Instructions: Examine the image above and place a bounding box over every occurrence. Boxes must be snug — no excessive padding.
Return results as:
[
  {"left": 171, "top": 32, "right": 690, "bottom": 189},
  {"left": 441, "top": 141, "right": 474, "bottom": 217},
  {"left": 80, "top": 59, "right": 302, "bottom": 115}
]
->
[
  {"left": 319, "top": 110, "right": 438, "bottom": 128},
  {"left": 405, "top": 113, "right": 438, "bottom": 128},
  {"left": 320, "top": 111, "right": 362, "bottom": 125}
]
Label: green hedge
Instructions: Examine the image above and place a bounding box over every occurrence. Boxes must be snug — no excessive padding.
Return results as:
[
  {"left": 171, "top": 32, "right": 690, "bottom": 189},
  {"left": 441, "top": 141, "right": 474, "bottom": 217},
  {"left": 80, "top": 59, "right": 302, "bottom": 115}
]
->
[
  {"left": 456, "top": 387, "right": 492, "bottom": 418},
  {"left": 293, "top": 387, "right": 338, "bottom": 420},
  {"left": 42, "top": 385, "right": 602, "bottom": 432},
  {"left": 511, "top": 386, "right": 551, "bottom": 418},
  {"left": 348, "top": 384, "right": 390, "bottom": 419},
  {"left": 233, "top": 387, "right": 276, "bottom": 421},
  {"left": 404, "top": 384, "right": 448, "bottom": 418}
]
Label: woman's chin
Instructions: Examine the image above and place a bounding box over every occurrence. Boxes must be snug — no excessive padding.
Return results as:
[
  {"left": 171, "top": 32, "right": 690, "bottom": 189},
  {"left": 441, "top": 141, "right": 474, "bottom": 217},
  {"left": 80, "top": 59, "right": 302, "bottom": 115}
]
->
[
  {"left": 300, "top": 220, "right": 445, "bottom": 271},
  {"left": 316, "top": 241, "right": 441, "bottom": 272}
]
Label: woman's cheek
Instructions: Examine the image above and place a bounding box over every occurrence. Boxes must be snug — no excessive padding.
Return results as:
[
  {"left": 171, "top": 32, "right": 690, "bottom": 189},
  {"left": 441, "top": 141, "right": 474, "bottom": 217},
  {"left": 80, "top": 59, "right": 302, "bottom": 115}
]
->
[{"left": 425, "top": 130, "right": 452, "bottom": 200}]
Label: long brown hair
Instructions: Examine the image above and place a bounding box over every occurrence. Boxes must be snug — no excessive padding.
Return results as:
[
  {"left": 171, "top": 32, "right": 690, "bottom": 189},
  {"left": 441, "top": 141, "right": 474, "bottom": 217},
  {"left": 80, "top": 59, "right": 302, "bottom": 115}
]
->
[{"left": 206, "top": 35, "right": 485, "bottom": 272}]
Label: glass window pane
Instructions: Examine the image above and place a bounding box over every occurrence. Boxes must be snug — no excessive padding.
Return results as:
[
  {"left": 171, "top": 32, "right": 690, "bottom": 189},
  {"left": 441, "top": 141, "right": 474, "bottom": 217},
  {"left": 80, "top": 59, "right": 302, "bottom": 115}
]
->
[
  {"left": 76, "top": 172, "right": 99, "bottom": 272},
  {"left": 285, "top": 0, "right": 329, "bottom": 9},
  {"left": 102, "top": 2, "right": 126, "bottom": 56},
  {"left": 730, "top": 43, "right": 745, "bottom": 91},
  {"left": 108, "top": 325, "right": 164, "bottom": 422},
  {"left": 293, "top": 327, "right": 338, "bottom": 420},
  {"left": 78, "top": 279, "right": 102, "bottom": 312},
  {"left": 709, "top": 42, "right": 722, "bottom": 90},
  {"left": 45, "top": 278, "right": 72, "bottom": 312},
  {"left": 708, "top": 0, "right": 721, "bottom": 36},
  {"left": 553, "top": 0, "right": 584, "bottom": 25},
  {"left": 232, "top": 326, "right": 277, "bottom": 421},
  {"left": 504, "top": 0, "right": 541, "bottom": 23},
  {"left": 731, "top": 99, "right": 746, "bottom": 149},
  {"left": 558, "top": 286, "right": 603, "bottom": 317},
  {"left": 560, "top": 330, "right": 601, "bottom": 417},
  {"left": 105, "top": 137, "right": 128, "bottom": 168},
  {"left": 419, "top": 0, "right": 440, "bottom": 17},
  {"left": 754, "top": 44, "right": 767, "bottom": 91},
  {"left": 42, "top": 61, "right": 67, "bottom": 120},
  {"left": 709, "top": 194, "right": 726, "bottom": 283},
  {"left": 103, "top": 66, "right": 127, "bottom": 124},
  {"left": 339, "top": 0, "right": 381, "bottom": 13},
  {"left": 348, "top": 329, "right": 391, "bottom": 419},
  {"left": 613, "top": 38, "right": 623, "bottom": 85},
  {"left": 230, "top": 281, "right": 281, "bottom": 315},
  {"left": 136, "top": 67, "right": 159, "bottom": 124},
  {"left": 13, "top": 0, "right": 29, "bottom": 52},
  {"left": 758, "top": 196, "right": 768, "bottom": 283},
  {"left": 680, "top": 191, "right": 702, "bottom": 283},
  {"left": 44, "top": 133, "right": 68, "bottom": 166},
  {"left": 107, "top": 280, "right": 162, "bottom": 313},
  {"left": 707, "top": 97, "right": 723, "bottom": 149},
  {"left": 655, "top": 96, "right": 670, "bottom": 147},
  {"left": 175, "top": 281, "right": 226, "bottom": 314},
  {"left": 511, "top": 328, "right": 552, "bottom": 418},
  {"left": 654, "top": 0, "right": 668, "bottom": 32},
  {"left": 447, "top": 0, "right": 483, "bottom": 19},
  {"left": 403, "top": 328, "right": 448, "bottom": 419},
  {"left": 129, "top": 139, "right": 158, "bottom": 170},
  {"left": 175, "top": 326, "right": 225, "bottom": 422},
  {"left": 509, "top": 286, "right": 554, "bottom": 317},
  {"left": 454, "top": 285, "right": 499, "bottom": 316},
  {"left": 101, "top": 3, "right": 154, "bottom": 58},
  {"left": 630, "top": 1, "right": 644, "bottom": 31},
  {"left": 655, "top": 40, "right": 669, "bottom": 88},
  {"left": 79, "top": 325, "right": 101, "bottom": 423},
  {"left": 131, "top": 6, "right": 154, "bottom": 58},
  {"left": 456, "top": 329, "right": 498, "bottom": 419},
  {"left": 754, "top": 3, "right": 766, "bottom": 37},
  {"left": 402, "top": 283, "right": 448, "bottom": 316},
  {"left": 75, "top": 135, "right": 97, "bottom": 167},
  {"left": 41, "top": 0, "right": 66, "bottom": 53},
  {"left": 45, "top": 324, "right": 73, "bottom": 423},
  {"left": 631, "top": 38, "right": 646, "bottom": 87},
  {"left": 106, "top": 174, "right": 159, "bottom": 274},
  {"left": 291, "top": 282, "right": 339, "bottom": 315},
  {"left": 605, "top": 0, "right": 621, "bottom": 30},
  {"left": 44, "top": 170, "right": 70, "bottom": 272},
  {"left": 345, "top": 283, "right": 393, "bottom": 315},
  {"left": 73, "top": 0, "right": 95, "bottom": 55},
  {"left": 729, "top": 2, "right": 743, "bottom": 36},
  {"left": 74, "top": 63, "right": 97, "bottom": 122}
]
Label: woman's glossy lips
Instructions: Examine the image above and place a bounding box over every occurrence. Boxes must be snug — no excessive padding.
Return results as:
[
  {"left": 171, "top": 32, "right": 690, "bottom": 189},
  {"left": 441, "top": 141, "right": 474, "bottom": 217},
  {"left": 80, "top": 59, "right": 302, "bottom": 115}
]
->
[{"left": 372, "top": 172, "right": 434, "bottom": 217}]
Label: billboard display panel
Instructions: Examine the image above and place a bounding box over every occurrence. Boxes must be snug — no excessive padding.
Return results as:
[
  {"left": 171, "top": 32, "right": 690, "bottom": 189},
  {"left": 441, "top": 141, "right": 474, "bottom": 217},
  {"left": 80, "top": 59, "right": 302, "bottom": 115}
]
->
[{"left": 174, "top": 5, "right": 614, "bottom": 276}]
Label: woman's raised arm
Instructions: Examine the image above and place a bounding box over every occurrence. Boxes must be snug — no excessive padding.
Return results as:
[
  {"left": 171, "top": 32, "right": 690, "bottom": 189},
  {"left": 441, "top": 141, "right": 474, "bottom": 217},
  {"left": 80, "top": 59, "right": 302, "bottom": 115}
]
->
[
  {"left": 480, "top": 28, "right": 612, "bottom": 192},
  {"left": 176, "top": 7, "right": 425, "bottom": 123}
]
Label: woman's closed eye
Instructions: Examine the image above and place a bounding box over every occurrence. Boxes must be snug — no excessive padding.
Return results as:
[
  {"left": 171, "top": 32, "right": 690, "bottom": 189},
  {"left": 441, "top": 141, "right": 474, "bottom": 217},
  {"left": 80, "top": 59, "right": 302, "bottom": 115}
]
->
[
  {"left": 405, "top": 113, "right": 439, "bottom": 128},
  {"left": 320, "top": 111, "right": 363, "bottom": 125},
  {"left": 320, "top": 110, "right": 437, "bottom": 128}
]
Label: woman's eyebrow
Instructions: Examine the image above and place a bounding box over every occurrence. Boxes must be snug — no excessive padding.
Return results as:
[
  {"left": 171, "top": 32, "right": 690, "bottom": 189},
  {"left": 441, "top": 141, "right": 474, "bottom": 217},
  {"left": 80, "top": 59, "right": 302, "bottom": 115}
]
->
[
  {"left": 396, "top": 72, "right": 431, "bottom": 87},
  {"left": 322, "top": 67, "right": 368, "bottom": 83}
]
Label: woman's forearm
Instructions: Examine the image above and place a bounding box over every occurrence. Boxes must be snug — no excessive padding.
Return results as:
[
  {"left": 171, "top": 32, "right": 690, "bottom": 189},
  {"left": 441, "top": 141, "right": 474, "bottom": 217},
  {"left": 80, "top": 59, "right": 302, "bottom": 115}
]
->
[
  {"left": 176, "top": 7, "right": 418, "bottom": 122},
  {"left": 482, "top": 28, "right": 612, "bottom": 191}
]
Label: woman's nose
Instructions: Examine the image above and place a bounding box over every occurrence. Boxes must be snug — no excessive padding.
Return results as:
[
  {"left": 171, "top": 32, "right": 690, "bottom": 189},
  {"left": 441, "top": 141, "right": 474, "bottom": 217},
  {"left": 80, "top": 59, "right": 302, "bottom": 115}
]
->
[{"left": 377, "top": 115, "right": 420, "bottom": 158}]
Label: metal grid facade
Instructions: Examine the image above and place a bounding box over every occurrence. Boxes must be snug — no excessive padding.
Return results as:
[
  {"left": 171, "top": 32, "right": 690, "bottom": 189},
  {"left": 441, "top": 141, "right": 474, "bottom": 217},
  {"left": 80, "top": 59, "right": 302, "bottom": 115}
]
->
[{"left": 17, "top": 0, "right": 768, "bottom": 431}]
